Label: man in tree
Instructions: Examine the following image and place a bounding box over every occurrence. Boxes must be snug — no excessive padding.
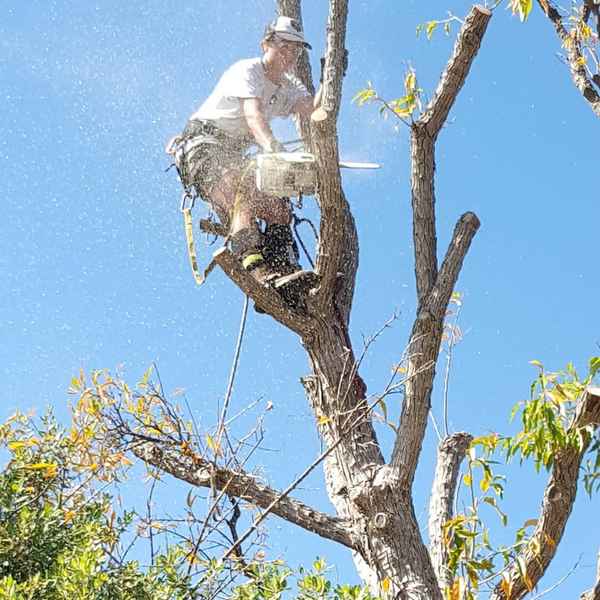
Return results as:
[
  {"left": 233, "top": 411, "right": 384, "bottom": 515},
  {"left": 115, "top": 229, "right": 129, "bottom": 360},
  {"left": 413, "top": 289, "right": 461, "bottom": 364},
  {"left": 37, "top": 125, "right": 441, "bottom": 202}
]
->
[{"left": 170, "top": 17, "right": 322, "bottom": 297}]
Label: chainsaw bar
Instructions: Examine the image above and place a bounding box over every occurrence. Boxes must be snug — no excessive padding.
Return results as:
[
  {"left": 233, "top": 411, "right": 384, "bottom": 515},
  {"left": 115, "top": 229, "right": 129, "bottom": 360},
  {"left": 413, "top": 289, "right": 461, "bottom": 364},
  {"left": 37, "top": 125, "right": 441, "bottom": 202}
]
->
[{"left": 338, "top": 161, "right": 380, "bottom": 170}]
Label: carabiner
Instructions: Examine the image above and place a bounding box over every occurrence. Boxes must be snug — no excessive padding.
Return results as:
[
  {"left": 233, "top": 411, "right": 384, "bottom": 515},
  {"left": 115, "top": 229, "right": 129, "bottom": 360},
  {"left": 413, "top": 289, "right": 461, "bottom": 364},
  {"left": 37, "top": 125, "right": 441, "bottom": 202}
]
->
[{"left": 180, "top": 190, "right": 196, "bottom": 212}]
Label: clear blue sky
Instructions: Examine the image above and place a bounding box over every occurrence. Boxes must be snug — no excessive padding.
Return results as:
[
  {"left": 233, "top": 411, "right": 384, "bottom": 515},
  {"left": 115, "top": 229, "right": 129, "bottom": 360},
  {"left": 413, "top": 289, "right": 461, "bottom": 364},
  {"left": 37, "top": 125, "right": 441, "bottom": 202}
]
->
[{"left": 2, "top": 1, "right": 598, "bottom": 597}]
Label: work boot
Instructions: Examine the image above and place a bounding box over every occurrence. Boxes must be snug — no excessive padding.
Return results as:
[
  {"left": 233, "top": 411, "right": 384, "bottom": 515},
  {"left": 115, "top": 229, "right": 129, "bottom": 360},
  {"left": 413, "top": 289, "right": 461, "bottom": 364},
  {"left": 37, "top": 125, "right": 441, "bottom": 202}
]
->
[
  {"left": 264, "top": 224, "right": 319, "bottom": 308},
  {"left": 263, "top": 224, "right": 301, "bottom": 276},
  {"left": 230, "top": 227, "right": 281, "bottom": 286}
]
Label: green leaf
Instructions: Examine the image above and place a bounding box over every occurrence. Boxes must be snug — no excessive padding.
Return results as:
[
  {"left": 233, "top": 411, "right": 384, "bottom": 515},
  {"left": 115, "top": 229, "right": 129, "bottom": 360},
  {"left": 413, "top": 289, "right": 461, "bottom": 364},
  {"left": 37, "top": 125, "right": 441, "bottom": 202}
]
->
[
  {"left": 352, "top": 85, "right": 376, "bottom": 106},
  {"left": 426, "top": 20, "right": 438, "bottom": 40}
]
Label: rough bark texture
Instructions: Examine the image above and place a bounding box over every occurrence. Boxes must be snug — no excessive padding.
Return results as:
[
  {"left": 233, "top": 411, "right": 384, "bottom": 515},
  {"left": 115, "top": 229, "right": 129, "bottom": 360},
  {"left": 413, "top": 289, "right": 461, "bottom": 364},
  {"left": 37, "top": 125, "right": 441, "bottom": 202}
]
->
[
  {"left": 139, "top": 3, "right": 495, "bottom": 598},
  {"left": 132, "top": 441, "right": 354, "bottom": 548},
  {"left": 536, "top": 0, "right": 600, "bottom": 118},
  {"left": 205, "top": 4, "right": 490, "bottom": 598},
  {"left": 429, "top": 432, "right": 474, "bottom": 591},
  {"left": 490, "top": 388, "right": 600, "bottom": 600}
]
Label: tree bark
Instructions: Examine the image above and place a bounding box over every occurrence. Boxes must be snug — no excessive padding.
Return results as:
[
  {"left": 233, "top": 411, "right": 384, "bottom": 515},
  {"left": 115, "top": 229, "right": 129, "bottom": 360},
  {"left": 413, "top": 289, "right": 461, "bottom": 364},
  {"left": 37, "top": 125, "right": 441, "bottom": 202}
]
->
[
  {"left": 490, "top": 387, "right": 600, "bottom": 600},
  {"left": 132, "top": 441, "right": 354, "bottom": 548},
  {"left": 429, "top": 432, "right": 473, "bottom": 591}
]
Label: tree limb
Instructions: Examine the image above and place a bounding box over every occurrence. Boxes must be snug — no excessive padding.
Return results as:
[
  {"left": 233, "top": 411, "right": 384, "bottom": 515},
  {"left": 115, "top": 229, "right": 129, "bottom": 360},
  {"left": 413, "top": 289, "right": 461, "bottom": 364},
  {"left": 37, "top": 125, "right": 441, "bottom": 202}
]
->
[
  {"left": 411, "top": 6, "right": 491, "bottom": 305},
  {"left": 309, "top": 0, "right": 358, "bottom": 326},
  {"left": 428, "top": 432, "right": 474, "bottom": 591},
  {"left": 277, "top": 0, "right": 315, "bottom": 146},
  {"left": 212, "top": 247, "right": 316, "bottom": 337},
  {"left": 490, "top": 387, "right": 600, "bottom": 600},
  {"left": 536, "top": 0, "right": 600, "bottom": 118},
  {"left": 391, "top": 213, "right": 480, "bottom": 486},
  {"left": 132, "top": 441, "right": 354, "bottom": 549},
  {"left": 420, "top": 5, "right": 492, "bottom": 139}
]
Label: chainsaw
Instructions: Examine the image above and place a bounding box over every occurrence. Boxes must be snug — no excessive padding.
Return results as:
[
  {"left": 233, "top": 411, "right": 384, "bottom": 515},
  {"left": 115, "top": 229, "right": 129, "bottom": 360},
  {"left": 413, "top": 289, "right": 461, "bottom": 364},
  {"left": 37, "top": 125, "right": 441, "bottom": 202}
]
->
[{"left": 255, "top": 151, "right": 380, "bottom": 197}]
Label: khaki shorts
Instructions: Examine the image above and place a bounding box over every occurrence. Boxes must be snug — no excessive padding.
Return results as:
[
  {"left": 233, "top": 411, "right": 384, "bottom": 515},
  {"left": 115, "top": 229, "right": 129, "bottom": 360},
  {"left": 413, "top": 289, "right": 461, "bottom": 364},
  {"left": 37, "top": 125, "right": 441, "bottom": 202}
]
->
[{"left": 175, "top": 120, "right": 252, "bottom": 202}]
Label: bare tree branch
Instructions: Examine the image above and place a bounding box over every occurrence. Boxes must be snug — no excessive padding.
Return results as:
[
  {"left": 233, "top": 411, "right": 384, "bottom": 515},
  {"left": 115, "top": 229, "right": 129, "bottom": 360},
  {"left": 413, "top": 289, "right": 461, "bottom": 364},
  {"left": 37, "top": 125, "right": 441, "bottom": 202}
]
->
[
  {"left": 536, "top": 0, "right": 600, "bottom": 118},
  {"left": 309, "top": 0, "right": 357, "bottom": 326},
  {"left": 428, "top": 432, "right": 473, "bottom": 591},
  {"left": 420, "top": 5, "right": 493, "bottom": 139},
  {"left": 490, "top": 387, "right": 600, "bottom": 600},
  {"left": 411, "top": 6, "right": 492, "bottom": 305},
  {"left": 391, "top": 213, "right": 480, "bottom": 485},
  {"left": 132, "top": 441, "right": 354, "bottom": 549}
]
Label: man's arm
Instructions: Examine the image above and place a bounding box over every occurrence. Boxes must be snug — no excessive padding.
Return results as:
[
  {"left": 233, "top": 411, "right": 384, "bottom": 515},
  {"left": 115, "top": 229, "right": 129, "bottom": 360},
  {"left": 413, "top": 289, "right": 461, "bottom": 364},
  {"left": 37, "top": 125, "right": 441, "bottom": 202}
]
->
[
  {"left": 242, "top": 98, "right": 283, "bottom": 153},
  {"left": 292, "top": 85, "right": 323, "bottom": 119}
]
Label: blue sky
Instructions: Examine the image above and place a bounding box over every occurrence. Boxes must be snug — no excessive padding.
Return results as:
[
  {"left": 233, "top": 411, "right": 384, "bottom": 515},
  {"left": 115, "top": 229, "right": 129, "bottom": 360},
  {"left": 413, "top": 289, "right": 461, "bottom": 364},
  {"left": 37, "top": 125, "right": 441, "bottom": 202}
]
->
[{"left": 2, "top": 1, "right": 599, "bottom": 597}]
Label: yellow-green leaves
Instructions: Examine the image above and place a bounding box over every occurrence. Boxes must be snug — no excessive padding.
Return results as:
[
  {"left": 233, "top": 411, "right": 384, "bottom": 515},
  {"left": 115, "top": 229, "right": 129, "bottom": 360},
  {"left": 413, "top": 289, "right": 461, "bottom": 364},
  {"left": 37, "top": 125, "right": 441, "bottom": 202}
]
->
[
  {"left": 509, "top": 0, "right": 533, "bottom": 22},
  {"left": 353, "top": 69, "right": 422, "bottom": 123},
  {"left": 416, "top": 17, "right": 455, "bottom": 40},
  {"left": 352, "top": 83, "right": 376, "bottom": 106}
]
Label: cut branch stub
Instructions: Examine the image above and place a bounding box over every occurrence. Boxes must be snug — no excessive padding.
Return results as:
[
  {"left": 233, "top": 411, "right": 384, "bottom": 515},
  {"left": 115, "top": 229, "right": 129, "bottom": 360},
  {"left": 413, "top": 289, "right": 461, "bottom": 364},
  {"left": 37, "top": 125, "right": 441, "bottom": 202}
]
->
[{"left": 419, "top": 5, "right": 492, "bottom": 139}]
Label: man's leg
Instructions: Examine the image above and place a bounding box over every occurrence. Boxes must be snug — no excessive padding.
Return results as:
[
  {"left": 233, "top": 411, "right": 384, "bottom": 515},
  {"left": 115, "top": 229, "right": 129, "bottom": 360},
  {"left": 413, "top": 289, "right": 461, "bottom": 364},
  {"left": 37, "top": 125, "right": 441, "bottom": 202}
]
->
[{"left": 209, "top": 171, "right": 284, "bottom": 284}]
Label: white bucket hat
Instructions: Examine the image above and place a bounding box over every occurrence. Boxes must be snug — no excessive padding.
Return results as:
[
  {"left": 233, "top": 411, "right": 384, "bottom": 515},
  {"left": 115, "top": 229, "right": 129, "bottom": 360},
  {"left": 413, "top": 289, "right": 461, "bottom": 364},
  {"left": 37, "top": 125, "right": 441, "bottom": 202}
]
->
[{"left": 265, "top": 16, "right": 312, "bottom": 50}]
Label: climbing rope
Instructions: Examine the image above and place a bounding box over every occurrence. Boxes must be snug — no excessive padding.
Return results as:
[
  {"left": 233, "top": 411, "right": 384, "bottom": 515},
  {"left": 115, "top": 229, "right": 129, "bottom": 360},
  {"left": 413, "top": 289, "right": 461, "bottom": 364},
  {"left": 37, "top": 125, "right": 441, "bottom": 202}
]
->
[{"left": 216, "top": 294, "right": 250, "bottom": 445}]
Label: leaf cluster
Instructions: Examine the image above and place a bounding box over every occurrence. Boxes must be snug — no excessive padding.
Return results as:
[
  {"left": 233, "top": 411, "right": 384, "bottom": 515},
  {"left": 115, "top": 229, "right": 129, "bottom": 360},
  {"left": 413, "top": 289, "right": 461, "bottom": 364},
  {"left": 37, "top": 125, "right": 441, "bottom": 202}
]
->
[
  {"left": 0, "top": 412, "right": 195, "bottom": 600},
  {"left": 231, "top": 558, "right": 377, "bottom": 600}
]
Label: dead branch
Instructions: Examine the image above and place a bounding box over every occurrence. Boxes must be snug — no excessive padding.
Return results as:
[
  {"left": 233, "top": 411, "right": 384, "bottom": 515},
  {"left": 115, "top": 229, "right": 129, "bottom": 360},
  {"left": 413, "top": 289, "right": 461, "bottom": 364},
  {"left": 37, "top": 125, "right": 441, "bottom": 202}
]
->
[
  {"left": 428, "top": 432, "right": 474, "bottom": 591},
  {"left": 132, "top": 441, "right": 354, "bottom": 549},
  {"left": 490, "top": 387, "right": 600, "bottom": 600},
  {"left": 536, "top": 0, "right": 600, "bottom": 117}
]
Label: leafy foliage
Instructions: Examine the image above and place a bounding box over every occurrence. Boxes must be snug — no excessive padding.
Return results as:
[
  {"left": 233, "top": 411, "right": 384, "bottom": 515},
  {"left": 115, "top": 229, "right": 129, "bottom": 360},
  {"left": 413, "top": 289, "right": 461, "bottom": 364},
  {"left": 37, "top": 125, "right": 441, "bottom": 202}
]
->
[
  {"left": 508, "top": 0, "right": 533, "bottom": 22},
  {"left": 442, "top": 358, "right": 600, "bottom": 598},
  {"left": 353, "top": 68, "right": 422, "bottom": 122},
  {"left": 505, "top": 357, "right": 600, "bottom": 485},
  {"left": 0, "top": 411, "right": 196, "bottom": 599},
  {"left": 231, "top": 559, "right": 378, "bottom": 600},
  {"left": 0, "top": 399, "right": 381, "bottom": 599}
]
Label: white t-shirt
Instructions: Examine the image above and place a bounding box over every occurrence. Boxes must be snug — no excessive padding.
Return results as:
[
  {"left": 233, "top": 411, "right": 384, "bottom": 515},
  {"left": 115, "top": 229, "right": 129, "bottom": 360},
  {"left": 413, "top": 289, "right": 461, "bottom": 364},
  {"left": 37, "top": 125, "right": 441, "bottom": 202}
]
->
[{"left": 190, "top": 58, "right": 310, "bottom": 138}]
